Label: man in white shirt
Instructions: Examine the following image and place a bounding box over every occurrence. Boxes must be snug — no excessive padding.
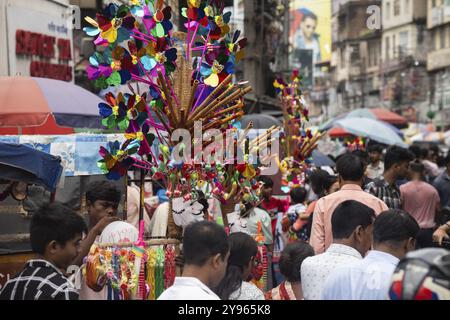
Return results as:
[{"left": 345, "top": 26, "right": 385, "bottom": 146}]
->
[
  {"left": 322, "top": 210, "right": 419, "bottom": 300},
  {"left": 158, "top": 221, "right": 230, "bottom": 300},
  {"left": 367, "top": 144, "right": 384, "bottom": 180},
  {"left": 301, "top": 200, "right": 375, "bottom": 300}
]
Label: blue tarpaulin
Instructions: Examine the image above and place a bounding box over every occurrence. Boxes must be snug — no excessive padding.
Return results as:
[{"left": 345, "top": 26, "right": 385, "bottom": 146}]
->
[{"left": 0, "top": 142, "right": 63, "bottom": 192}]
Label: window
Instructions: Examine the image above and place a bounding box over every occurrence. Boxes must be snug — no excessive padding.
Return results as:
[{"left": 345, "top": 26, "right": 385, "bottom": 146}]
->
[
  {"left": 399, "top": 31, "right": 409, "bottom": 56},
  {"left": 432, "top": 0, "right": 436, "bottom": 7},
  {"left": 385, "top": 37, "right": 390, "bottom": 60},
  {"left": 448, "top": 25, "right": 450, "bottom": 48},
  {"left": 393, "top": 34, "right": 396, "bottom": 57},
  {"left": 417, "top": 25, "right": 425, "bottom": 44},
  {"left": 368, "top": 40, "right": 380, "bottom": 67},
  {"left": 405, "top": 0, "right": 410, "bottom": 14},
  {"left": 341, "top": 48, "right": 346, "bottom": 68},
  {"left": 441, "top": 28, "right": 446, "bottom": 49},
  {"left": 432, "top": 29, "right": 437, "bottom": 50},
  {"left": 394, "top": 0, "right": 400, "bottom": 16},
  {"left": 386, "top": 2, "right": 391, "bottom": 21},
  {"left": 350, "top": 43, "right": 360, "bottom": 61}
]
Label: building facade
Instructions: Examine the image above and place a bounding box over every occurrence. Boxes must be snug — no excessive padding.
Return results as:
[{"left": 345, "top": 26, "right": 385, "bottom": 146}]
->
[
  {"left": 427, "top": 0, "right": 450, "bottom": 128},
  {"left": 381, "top": 0, "right": 429, "bottom": 122},
  {"left": 327, "top": 0, "right": 382, "bottom": 118}
]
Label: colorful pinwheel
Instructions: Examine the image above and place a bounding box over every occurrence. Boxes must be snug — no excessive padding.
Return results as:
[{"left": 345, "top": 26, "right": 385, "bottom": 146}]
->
[
  {"left": 98, "top": 140, "right": 136, "bottom": 180},
  {"left": 84, "top": 3, "right": 136, "bottom": 45},
  {"left": 98, "top": 92, "right": 129, "bottom": 130}
]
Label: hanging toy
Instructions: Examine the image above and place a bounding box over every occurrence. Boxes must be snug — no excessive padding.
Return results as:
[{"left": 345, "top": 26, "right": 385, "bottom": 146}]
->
[{"left": 164, "top": 245, "right": 176, "bottom": 289}]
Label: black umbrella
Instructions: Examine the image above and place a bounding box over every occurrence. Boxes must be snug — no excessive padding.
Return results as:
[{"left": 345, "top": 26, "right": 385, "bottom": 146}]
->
[
  {"left": 311, "top": 150, "right": 335, "bottom": 167},
  {"left": 240, "top": 114, "right": 282, "bottom": 129}
]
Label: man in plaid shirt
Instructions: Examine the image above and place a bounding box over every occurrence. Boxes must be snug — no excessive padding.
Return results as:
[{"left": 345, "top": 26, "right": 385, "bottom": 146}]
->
[
  {"left": 0, "top": 202, "right": 86, "bottom": 300},
  {"left": 365, "top": 146, "right": 414, "bottom": 209}
]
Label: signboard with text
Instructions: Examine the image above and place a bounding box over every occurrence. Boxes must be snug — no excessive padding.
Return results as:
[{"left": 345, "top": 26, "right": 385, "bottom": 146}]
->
[{"left": 7, "top": 4, "right": 74, "bottom": 82}]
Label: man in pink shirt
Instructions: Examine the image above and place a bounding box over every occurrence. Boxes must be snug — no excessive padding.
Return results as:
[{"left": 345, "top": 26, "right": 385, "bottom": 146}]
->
[
  {"left": 310, "top": 154, "right": 388, "bottom": 254},
  {"left": 400, "top": 161, "right": 440, "bottom": 248}
]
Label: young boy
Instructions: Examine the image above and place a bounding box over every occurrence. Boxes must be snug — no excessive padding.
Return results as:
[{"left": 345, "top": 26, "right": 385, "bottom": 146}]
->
[
  {"left": 367, "top": 144, "right": 384, "bottom": 180},
  {"left": 257, "top": 176, "right": 289, "bottom": 238},
  {"left": 0, "top": 202, "right": 87, "bottom": 300},
  {"left": 282, "top": 187, "right": 308, "bottom": 242}
]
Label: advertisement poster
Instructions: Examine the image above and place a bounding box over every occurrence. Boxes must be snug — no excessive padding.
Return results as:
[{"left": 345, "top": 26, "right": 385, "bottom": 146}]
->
[{"left": 290, "top": 0, "right": 331, "bottom": 85}]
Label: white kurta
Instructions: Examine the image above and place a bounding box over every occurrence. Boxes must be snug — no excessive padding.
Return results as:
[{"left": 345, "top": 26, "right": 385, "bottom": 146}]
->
[{"left": 157, "top": 277, "right": 220, "bottom": 300}]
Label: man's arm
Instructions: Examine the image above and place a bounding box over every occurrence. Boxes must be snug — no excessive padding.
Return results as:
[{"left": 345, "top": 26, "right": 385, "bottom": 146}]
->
[
  {"left": 72, "top": 216, "right": 119, "bottom": 266},
  {"left": 433, "top": 221, "right": 450, "bottom": 246},
  {"left": 309, "top": 200, "right": 325, "bottom": 254},
  {"left": 72, "top": 228, "right": 99, "bottom": 267}
]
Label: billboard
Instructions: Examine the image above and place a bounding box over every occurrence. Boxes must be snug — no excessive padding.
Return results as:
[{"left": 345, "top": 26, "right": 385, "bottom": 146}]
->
[{"left": 290, "top": 0, "right": 331, "bottom": 85}]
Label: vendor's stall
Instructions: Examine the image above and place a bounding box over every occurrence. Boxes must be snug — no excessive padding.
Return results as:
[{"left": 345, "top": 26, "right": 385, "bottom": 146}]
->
[{"left": 0, "top": 134, "right": 127, "bottom": 289}]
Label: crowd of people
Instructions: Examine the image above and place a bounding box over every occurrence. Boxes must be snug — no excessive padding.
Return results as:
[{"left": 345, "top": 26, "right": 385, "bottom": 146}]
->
[{"left": 1, "top": 144, "right": 450, "bottom": 300}]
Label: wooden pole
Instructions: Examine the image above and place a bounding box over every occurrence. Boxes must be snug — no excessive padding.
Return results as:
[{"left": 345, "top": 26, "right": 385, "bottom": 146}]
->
[
  {"left": 123, "top": 174, "right": 128, "bottom": 221},
  {"left": 139, "top": 168, "right": 145, "bottom": 228}
]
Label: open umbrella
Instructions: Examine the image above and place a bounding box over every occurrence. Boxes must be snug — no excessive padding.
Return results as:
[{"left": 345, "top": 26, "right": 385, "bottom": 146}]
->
[
  {"left": 240, "top": 114, "right": 282, "bottom": 129},
  {"left": 0, "top": 76, "right": 103, "bottom": 130},
  {"left": 329, "top": 121, "right": 404, "bottom": 138},
  {"left": 311, "top": 150, "right": 335, "bottom": 167},
  {"left": 319, "top": 113, "right": 347, "bottom": 131},
  {"left": 320, "top": 108, "right": 408, "bottom": 131},
  {"left": 328, "top": 127, "right": 351, "bottom": 138},
  {"left": 335, "top": 118, "right": 407, "bottom": 147}
]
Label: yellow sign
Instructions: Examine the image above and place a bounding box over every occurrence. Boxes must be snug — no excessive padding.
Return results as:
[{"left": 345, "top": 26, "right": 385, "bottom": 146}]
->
[{"left": 290, "top": 0, "right": 332, "bottom": 65}]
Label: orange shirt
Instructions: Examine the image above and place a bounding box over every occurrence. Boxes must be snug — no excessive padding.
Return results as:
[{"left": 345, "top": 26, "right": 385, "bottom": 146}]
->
[{"left": 310, "top": 184, "right": 388, "bottom": 254}]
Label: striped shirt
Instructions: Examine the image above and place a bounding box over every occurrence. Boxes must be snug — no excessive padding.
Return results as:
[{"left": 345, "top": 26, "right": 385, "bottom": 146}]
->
[
  {"left": 0, "top": 260, "right": 78, "bottom": 300},
  {"left": 365, "top": 178, "right": 402, "bottom": 210}
]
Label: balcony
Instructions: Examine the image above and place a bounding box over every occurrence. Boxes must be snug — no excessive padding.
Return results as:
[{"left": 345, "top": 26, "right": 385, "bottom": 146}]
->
[
  {"left": 427, "top": 48, "right": 450, "bottom": 71},
  {"left": 381, "top": 57, "right": 406, "bottom": 73},
  {"left": 428, "top": 5, "right": 450, "bottom": 29}
]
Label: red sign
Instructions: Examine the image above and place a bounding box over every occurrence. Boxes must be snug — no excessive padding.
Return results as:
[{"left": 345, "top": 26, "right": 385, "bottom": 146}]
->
[
  {"left": 30, "top": 61, "right": 72, "bottom": 82},
  {"left": 15, "top": 29, "right": 72, "bottom": 82}
]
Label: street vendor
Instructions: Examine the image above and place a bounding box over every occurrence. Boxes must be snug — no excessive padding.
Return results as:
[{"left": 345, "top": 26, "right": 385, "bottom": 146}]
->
[{"left": 72, "top": 181, "right": 121, "bottom": 266}]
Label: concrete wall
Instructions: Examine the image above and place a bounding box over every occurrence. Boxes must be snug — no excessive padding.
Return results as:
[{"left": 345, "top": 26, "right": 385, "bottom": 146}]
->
[
  {"left": 0, "top": 0, "right": 8, "bottom": 76},
  {"left": 382, "top": 23, "right": 426, "bottom": 61},
  {"left": 427, "top": 0, "right": 450, "bottom": 29},
  {"left": 0, "top": 0, "right": 74, "bottom": 80},
  {"left": 383, "top": 0, "right": 426, "bottom": 30}
]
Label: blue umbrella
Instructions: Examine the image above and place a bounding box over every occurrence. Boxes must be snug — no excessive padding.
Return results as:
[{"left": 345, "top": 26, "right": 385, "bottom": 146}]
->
[
  {"left": 335, "top": 118, "right": 407, "bottom": 147},
  {"left": 320, "top": 109, "right": 407, "bottom": 134},
  {"left": 319, "top": 113, "right": 347, "bottom": 131},
  {"left": 311, "top": 150, "right": 335, "bottom": 167},
  {"left": 0, "top": 142, "right": 63, "bottom": 192}
]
